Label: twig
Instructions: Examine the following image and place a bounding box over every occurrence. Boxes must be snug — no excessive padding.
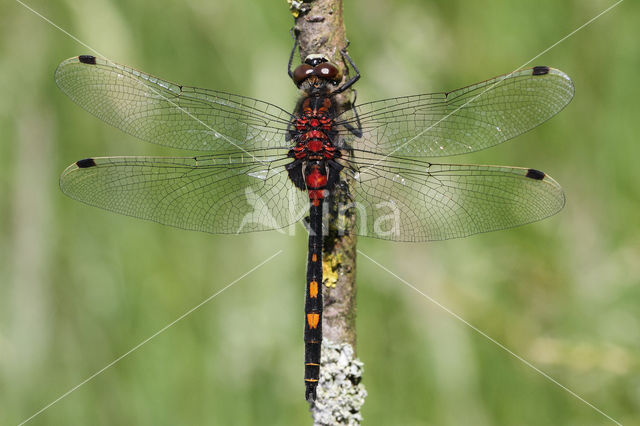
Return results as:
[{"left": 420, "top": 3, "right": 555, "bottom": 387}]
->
[{"left": 288, "top": 0, "right": 366, "bottom": 423}]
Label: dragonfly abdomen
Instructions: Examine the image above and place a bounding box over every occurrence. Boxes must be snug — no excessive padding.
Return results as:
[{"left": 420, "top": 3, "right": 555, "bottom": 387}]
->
[{"left": 304, "top": 177, "right": 324, "bottom": 401}]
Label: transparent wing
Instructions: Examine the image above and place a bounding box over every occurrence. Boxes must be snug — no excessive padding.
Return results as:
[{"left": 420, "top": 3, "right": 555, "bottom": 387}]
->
[
  {"left": 60, "top": 150, "right": 308, "bottom": 234},
  {"left": 55, "top": 55, "right": 294, "bottom": 152},
  {"left": 336, "top": 67, "right": 574, "bottom": 157},
  {"left": 341, "top": 153, "right": 565, "bottom": 241}
]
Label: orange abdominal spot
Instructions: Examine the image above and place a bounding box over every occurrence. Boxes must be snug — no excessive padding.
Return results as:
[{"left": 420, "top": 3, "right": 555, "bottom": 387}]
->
[
  {"left": 312, "top": 254, "right": 317, "bottom": 262},
  {"left": 309, "top": 280, "right": 318, "bottom": 298},
  {"left": 307, "top": 313, "right": 320, "bottom": 329}
]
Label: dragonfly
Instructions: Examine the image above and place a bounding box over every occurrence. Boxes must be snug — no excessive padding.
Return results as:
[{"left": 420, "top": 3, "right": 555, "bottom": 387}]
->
[{"left": 55, "top": 39, "right": 573, "bottom": 402}]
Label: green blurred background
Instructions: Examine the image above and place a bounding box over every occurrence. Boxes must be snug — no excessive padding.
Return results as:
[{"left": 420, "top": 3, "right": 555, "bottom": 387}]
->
[{"left": 1, "top": 0, "right": 638, "bottom": 424}]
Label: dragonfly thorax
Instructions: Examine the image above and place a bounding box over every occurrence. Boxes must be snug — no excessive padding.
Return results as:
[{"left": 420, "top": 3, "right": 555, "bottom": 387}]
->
[
  {"left": 290, "top": 96, "right": 340, "bottom": 161},
  {"left": 286, "top": 94, "right": 343, "bottom": 195}
]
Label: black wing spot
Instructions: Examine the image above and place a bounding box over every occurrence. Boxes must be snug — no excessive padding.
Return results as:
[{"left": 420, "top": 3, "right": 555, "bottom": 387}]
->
[
  {"left": 525, "top": 168, "right": 545, "bottom": 180},
  {"left": 76, "top": 158, "right": 97, "bottom": 168},
  {"left": 532, "top": 66, "right": 550, "bottom": 76},
  {"left": 78, "top": 55, "right": 97, "bottom": 65}
]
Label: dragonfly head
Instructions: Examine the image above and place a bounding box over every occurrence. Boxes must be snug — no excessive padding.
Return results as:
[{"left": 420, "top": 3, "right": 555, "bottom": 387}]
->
[{"left": 292, "top": 54, "right": 343, "bottom": 94}]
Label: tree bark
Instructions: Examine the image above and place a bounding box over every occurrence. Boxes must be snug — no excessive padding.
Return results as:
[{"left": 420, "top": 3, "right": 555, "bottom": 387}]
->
[{"left": 288, "top": 0, "right": 366, "bottom": 423}]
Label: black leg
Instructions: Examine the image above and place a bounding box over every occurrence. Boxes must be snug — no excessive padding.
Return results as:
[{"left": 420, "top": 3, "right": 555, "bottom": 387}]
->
[
  {"left": 334, "top": 43, "right": 360, "bottom": 94},
  {"left": 342, "top": 120, "right": 362, "bottom": 139},
  {"left": 336, "top": 89, "right": 363, "bottom": 139},
  {"left": 288, "top": 28, "right": 298, "bottom": 80}
]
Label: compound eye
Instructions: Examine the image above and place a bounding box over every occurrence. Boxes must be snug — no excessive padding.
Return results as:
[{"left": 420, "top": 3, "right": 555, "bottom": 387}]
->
[
  {"left": 293, "top": 64, "right": 314, "bottom": 84},
  {"left": 314, "top": 63, "right": 342, "bottom": 82}
]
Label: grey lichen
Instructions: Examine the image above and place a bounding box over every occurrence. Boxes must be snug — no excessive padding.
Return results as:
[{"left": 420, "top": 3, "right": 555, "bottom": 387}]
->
[{"left": 310, "top": 340, "right": 367, "bottom": 425}]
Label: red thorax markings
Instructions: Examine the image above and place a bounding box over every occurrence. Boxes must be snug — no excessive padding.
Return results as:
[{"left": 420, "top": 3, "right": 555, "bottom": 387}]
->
[
  {"left": 291, "top": 97, "right": 342, "bottom": 205},
  {"left": 292, "top": 97, "right": 336, "bottom": 161}
]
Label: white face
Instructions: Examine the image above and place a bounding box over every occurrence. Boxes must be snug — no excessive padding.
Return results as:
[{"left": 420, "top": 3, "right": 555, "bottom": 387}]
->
[{"left": 304, "top": 54, "right": 329, "bottom": 65}]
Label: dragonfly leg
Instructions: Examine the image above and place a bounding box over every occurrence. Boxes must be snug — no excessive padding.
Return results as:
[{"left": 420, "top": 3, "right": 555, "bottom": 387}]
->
[
  {"left": 288, "top": 28, "right": 299, "bottom": 80},
  {"left": 334, "top": 43, "right": 360, "bottom": 94},
  {"left": 337, "top": 90, "right": 363, "bottom": 142},
  {"left": 341, "top": 113, "right": 362, "bottom": 139}
]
